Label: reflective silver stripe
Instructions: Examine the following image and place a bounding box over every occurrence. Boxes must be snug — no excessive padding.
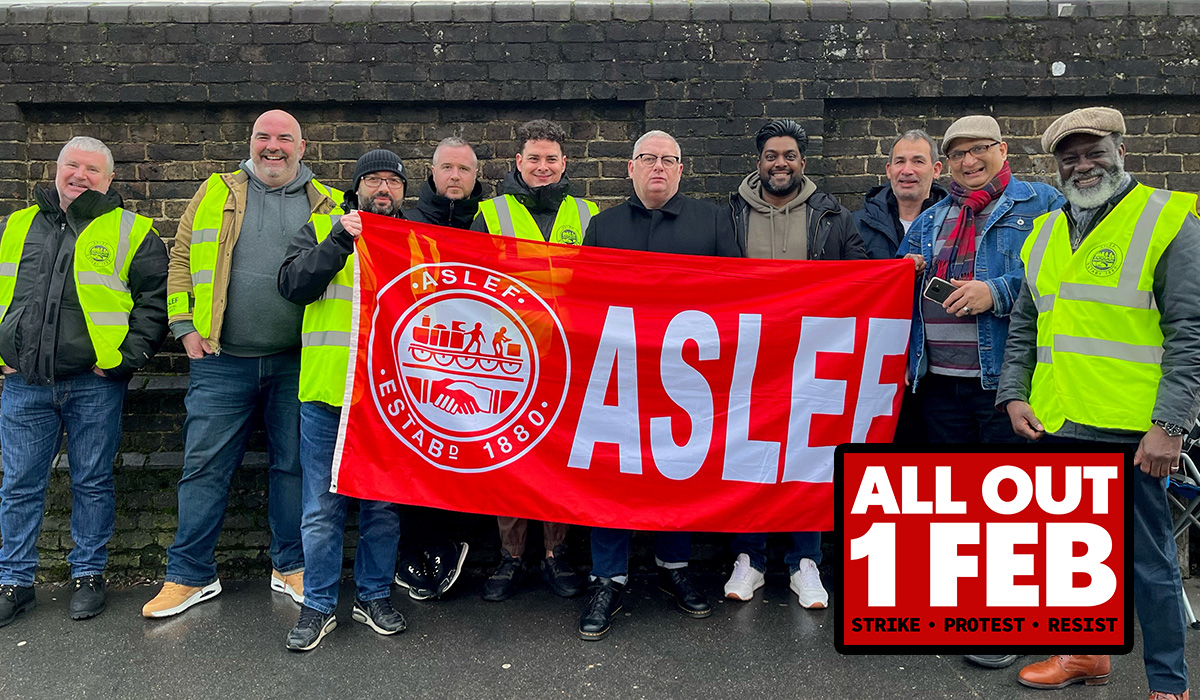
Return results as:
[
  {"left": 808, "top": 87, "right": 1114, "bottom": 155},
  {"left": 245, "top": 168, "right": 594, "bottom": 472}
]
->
[
  {"left": 191, "top": 269, "right": 214, "bottom": 286},
  {"left": 1036, "top": 346, "right": 1054, "bottom": 364},
  {"left": 1025, "top": 210, "right": 1061, "bottom": 307},
  {"left": 1119, "top": 188, "right": 1171, "bottom": 292},
  {"left": 88, "top": 311, "right": 130, "bottom": 326},
  {"left": 574, "top": 197, "right": 593, "bottom": 232},
  {"left": 302, "top": 330, "right": 352, "bottom": 347},
  {"left": 321, "top": 283, "right": 354, "bottom": 302},
  {"left": 114, "top": 209, "right": 135, "bottom": 274},
  {"left": 77, "top": 270, "right": 130, "bottom": 294},
  {"left": 0, "top": 262, "right": 16, "bottom": 277},
  {"left": 1058, "top": 282, "right": 1155, "bottom": 310},
  {"left": 1036, "top": 293, "right": 1055, "bottom": 312},
  {"left": 1054, "top": 334, "right": 1164, "bottom": 364},
  {"left": 191, "top": 227, "right": 220, "bottom": 245},
  {"left": 493, "top": 196, "right": 517, "bottom": 238}
]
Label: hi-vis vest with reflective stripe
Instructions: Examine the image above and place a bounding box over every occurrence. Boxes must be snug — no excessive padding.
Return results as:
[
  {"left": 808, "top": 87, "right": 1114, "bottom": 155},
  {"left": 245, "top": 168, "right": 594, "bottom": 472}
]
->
[
  {"left": 1022, "top": 184, "right": 1199, "bottom": 433},
  {"left": 0, "top": 205, "right": 155, "bottom": 369},
  {"left": 477, "top": 194, "right": 597, "bottom": 245},
  {"left": 298, "top": 215, "right": 355, "bottom": 406},
  {"left": 176, "top": 173, "right": 343, "bottom": 337}
]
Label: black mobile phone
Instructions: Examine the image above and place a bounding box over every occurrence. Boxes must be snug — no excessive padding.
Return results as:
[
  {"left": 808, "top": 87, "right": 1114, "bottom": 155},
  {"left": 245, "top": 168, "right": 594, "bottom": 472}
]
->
[{"left": 923, "top": 276, "right": 954, "bottom": 304}]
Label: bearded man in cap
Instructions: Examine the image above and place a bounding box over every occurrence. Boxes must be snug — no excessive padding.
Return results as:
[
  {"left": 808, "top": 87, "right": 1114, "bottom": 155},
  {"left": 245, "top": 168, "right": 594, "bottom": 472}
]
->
[
  {"left": 275, "top": 149, "right": 410, "bottom": 651},
  {"left": 898, "top": 115, "right": 1064, "bottom": 444},
  {"left": 997, "top": 107, "right": 1199, "bottom": 700}
]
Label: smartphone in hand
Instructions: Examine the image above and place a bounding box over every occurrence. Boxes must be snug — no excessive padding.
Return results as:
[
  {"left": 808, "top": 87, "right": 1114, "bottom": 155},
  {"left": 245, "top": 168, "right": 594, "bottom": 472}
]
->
[{"left": 923, "top": 276, "right": 955, "bottom": 305}]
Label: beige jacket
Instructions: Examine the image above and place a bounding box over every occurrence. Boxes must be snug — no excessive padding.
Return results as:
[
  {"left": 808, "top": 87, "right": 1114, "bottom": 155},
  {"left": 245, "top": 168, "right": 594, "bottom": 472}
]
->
[{"left": 166, "top": 169, "right": 340, "bottom": 350}]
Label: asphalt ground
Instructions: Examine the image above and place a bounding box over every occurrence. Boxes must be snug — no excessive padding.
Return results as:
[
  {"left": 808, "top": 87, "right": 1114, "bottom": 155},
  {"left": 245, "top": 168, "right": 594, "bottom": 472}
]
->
[{"left": 1, "top": 571, "right": 1197, "bottom": 700}]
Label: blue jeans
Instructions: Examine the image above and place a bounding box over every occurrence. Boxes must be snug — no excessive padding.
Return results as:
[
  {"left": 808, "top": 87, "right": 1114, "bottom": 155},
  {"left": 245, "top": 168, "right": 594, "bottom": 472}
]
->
[
  {"left": 0, "top": 372, "right": 126, "bottom": 586},
  {"left": 590, "top": 528, "right": 691, "bottom": 579},
  {"left": 299, "top": 402, "right": 399, "bottom": 614},
  {"left": 731, "top": 531, "right": 822, "bottom": 575},
  {"left": 165, "top": 351, "right": 304, "bottom": 586}
]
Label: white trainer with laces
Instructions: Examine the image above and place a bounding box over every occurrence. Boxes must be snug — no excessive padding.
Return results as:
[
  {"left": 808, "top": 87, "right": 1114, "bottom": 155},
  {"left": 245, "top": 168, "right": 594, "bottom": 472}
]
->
[
  {"left": 723, "top": 553, "right": 765, "bottom": 601},
  {"left": 790, "top": 558, "right": 828, "bottom": 609}
]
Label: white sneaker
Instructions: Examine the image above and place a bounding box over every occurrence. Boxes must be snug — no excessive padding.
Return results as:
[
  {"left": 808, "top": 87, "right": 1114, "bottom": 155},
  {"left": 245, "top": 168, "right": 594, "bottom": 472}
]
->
[
  {"left": 790, "top": 558, "right": 828, "bottom": 609},
  {"left": 723, "top": 553, "right": 765, "bottom": 601}
]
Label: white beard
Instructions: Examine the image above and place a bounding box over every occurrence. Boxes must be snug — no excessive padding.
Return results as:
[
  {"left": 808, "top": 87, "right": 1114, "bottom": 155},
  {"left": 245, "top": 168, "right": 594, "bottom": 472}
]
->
[{"left": 1057, "top": 162, "right": 1125, "bottom": 211}]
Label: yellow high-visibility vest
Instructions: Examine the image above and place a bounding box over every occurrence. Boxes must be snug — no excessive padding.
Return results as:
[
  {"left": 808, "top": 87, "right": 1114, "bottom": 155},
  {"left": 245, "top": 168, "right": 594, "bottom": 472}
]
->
[
  {"left": 1023, "top": 184, "right": 1199, "bottom": 432},
  {"left": 477, "top": 194, "right": 597, "bottom": 245},
  {"left": 297, "top": 215, "right": 355, "bottom": 406},
  {"left": 0, "top": 205, "right": 156, "bottom": 369}
]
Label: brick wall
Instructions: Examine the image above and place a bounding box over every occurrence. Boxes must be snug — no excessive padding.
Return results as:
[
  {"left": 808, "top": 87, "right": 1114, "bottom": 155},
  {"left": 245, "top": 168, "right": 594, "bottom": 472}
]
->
[{"left": 0, "top": 0, "right": 1197, "bottom": 581}]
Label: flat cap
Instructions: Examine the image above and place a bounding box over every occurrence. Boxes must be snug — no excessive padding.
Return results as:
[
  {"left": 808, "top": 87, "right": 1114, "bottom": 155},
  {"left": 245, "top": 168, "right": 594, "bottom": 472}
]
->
[
  {"left": 941, "top": 115, "right": 1002, "bottom": 153},
  {"left": 1041, "top": 107, "right": 1126, "bottom": 153}
]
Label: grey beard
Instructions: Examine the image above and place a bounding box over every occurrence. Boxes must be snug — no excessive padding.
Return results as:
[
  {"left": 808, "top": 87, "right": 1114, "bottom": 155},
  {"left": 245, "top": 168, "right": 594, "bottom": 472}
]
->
[
  {"left": 1058, "top": 162, "right": 1125, "bottom": 211},
  {"left": 362, "top": 197, "right": 399, "bottom": 216}
]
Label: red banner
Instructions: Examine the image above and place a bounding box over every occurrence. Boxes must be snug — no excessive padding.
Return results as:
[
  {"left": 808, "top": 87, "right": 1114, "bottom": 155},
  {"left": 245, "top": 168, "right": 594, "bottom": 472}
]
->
[{"left": 331, "top": 214, "right": 913, "bottom": 532}]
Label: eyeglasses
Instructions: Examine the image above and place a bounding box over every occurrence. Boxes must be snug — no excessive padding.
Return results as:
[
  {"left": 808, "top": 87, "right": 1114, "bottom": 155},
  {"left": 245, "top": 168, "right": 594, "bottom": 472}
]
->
[
  {"left": 946, "top": 141, "right": 1001, "bottom": 163},
  {"left": 362, "top": 176, "right": 405, "bottom": 188},
  {"left": 633, "top": 153, "right": 681, "bottom": 168}
]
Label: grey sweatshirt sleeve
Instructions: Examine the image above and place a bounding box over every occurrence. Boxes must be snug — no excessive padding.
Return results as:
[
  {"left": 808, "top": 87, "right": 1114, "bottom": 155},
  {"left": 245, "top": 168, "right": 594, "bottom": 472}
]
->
[
  {"left": 1152, "top": 213, "right": 1200, "bottom": 428},
  {"left": 995, "top": 278, "right": 1039, "bottom": 408}
]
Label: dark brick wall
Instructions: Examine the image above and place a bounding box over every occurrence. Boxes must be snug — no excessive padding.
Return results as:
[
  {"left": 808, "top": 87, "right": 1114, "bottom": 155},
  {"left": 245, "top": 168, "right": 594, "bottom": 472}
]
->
[{"left": 0, "top": 0, "right": 1197, "bottom": 581}]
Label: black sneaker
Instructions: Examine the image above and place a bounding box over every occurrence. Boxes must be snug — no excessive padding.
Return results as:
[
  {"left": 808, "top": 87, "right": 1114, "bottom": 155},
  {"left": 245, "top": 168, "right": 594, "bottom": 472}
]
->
[
  {"left": 578, "top": 577, "right": 624, "bottom": 641},
  {"left": 657, "top": 567, "right": 711, "bottom": 618},
  {"left": 69, "top": 575, "right": 106, "bottom": 621},
  {"left": 285, "top": 605, "right": 337, "bottom": 652},
  {"left": 541, "top": 546, "right": 582, "bottom": 598},
  {"left": 481, "top": 556, "right": 523, "bottom": 602},
  {"left": 426, "top": 542, "right": 469, "bottom": 598},
  {"left": 0, "top": 584, "right": 36, "bottom": 628},
  {"left": 352, "top": 597, "right": 406, "bottom": 635},
  {"left": 394, "top": 550, "right": 435, "bottom": 601}
]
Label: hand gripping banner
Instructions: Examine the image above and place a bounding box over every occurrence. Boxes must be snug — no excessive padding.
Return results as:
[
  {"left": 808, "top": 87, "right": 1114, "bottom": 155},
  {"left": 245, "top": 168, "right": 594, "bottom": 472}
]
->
[{"left": 331, "top": 214, "right": 913, "bottom": 532}]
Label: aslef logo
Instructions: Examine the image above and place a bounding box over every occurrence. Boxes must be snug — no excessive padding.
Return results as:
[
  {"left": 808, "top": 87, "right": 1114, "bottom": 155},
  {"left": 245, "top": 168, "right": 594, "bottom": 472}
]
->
[{"left": 369, "top": 263, "right": 570, "bottom": 472}]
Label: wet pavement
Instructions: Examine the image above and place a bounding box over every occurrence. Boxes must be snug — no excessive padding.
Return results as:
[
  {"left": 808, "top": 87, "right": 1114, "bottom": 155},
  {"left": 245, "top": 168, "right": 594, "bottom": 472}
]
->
[{"left": 1, "top": 572, "right": 1197, "bottom": 700}]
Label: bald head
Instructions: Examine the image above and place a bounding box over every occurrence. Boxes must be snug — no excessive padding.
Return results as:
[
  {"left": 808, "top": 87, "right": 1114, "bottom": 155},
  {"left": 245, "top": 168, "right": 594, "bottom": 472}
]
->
[{"left": 250, "top": 109, "right": 305, "bottom": 187}]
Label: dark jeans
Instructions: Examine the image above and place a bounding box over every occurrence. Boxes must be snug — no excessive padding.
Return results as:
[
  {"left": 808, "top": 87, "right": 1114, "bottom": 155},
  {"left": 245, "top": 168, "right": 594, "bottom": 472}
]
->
[
  {"left": 590, "top": 528, "right": 690, "bottom": 579},
  {"left": 1042, "top": 434, "right": 1188, "bottom": 693},
  {"left": 731, "top": 531, "right": 821, "bottom": 575},
  {"left": 919, "top": 373, "right": 1022, "bottom": 444},
  {"left": 165, "top": 350, "right": 304, "bottom": 586},
  {"left": 0, "top": 372, "right": 126, "bottom": 585}
]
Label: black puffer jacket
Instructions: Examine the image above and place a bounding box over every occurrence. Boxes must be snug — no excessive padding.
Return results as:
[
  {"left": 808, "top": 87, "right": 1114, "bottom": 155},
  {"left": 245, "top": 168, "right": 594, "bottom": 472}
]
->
[
  {"left": 853, "top": 182, "right": 949, "bottom": 260},
  {"left": 0, "top": 186, "right": 168, "bottom": 384},
  {"left": 727, "top": 188, "right": 867, "bottom": 261},
  {"left": 404, "top": 175, "right": 484, "bottom": 230}
]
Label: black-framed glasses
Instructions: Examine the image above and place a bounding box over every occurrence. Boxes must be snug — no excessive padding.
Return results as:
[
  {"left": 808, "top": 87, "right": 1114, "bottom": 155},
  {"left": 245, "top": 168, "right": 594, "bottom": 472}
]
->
[
  {"left": 946, "top": 141, "right": 1001, "bottom": 163},
  {"left": 363, "top": 175, "right": 405, "bottom": 188},
  {"left": 633, "top": 153, "right": 681, "bottom": 167}
]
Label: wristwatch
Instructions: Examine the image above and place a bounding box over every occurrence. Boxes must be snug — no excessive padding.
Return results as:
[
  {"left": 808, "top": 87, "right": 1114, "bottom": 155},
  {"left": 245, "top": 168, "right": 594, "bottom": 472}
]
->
[{"left": 1151, "top": 420, "right": 1187, "bottom": 438}]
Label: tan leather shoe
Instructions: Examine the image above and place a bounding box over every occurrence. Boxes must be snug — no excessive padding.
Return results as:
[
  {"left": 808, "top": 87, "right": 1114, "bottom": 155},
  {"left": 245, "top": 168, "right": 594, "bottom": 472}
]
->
[
  {"left": 270, "top": 569, "right": 304, "bottom": 604},
  {"left": 1017, "top": 654, "right": 1110, "bottom": 689},
  {"left": 1148, "top": 691, "right": 1189, "bottom": 700},
  {"left": 142, "top": 581, "right": 222, "bottom": 618}
]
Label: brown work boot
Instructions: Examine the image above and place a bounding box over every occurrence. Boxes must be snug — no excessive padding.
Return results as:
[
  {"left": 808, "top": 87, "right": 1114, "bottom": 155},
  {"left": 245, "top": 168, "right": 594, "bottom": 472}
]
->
[
  {"left": 1017, "top": 654, "right": 1111, "bottom": 689},
  {"left": 270, "top": 569, "right": 304, "bottom": 604},
  {"left": 1148, "top": 691, "right": 1189, "bottom": 700},
  {"left": 141, "top": 581, "right": 222, "bottom": 618}
]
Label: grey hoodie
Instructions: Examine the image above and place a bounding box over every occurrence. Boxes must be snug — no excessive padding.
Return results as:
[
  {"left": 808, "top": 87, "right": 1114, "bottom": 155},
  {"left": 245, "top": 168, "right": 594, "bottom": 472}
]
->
[
  {"left": 220, "top": 159, "right": 315, "bottom": 357},
  {"left": 738, "top": 172, "right": 818, "bottom": 261}
]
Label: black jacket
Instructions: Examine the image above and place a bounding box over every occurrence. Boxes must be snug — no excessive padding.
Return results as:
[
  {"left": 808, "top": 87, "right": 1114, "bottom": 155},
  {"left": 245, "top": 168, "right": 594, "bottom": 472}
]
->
[
  {"left": 404, "top": 175, "right": 484, "bottom": 230},
  {"left": 583, "top": 192, "right": 740, "bottom": 257},
  {"left": 853, "top": 182, "right": 949, "bottom": 260},
  {"left": 278, "top": 208, "right": 408, "bottom": 306},
  {"left": 0, "top": 186, "right": 168, "bottom": 384},
  {"left": 470, "top": 170, "right": 574, "bottom": 241},
  {"left": 727, "top": 188, "right": 867, "bottom": 261}
]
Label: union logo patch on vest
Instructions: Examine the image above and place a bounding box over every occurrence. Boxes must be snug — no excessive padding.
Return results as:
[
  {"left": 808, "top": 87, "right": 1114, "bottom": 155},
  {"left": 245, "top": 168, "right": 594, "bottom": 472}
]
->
[
  {"left": 88, "top": 242, "right": 113, "bottom": 266},
  {"left": 559, "top": 227, "right": 580, "bottom": 245},
  {"left": 1084, "top": 241, "right": 1122, "bottom": 278}
]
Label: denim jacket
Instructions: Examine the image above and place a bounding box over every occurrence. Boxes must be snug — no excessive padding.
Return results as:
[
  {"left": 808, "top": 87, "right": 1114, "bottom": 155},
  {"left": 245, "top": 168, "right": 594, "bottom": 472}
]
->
[{"left": 897, "top": 177, "right": 1065, "bottom": 391}]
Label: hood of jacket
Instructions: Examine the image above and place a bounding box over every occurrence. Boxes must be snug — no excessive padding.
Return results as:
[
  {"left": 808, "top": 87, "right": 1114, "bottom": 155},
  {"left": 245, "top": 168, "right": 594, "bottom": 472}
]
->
[
  {"left": 240, "top": 158, "right": 316, "bottom": 227},
  {"left": 413, "top": 175, "right": 484, "bottom": 227},
  {"left": 734, "top": 172, "right": 818, "bottom": 257},
  {"left": 497, "top": 169, "right": 571, "bottom": 214}
]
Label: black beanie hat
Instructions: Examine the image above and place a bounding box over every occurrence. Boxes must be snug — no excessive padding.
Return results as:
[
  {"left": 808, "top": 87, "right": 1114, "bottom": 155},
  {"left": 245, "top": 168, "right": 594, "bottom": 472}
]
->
[{"left": 352, "top": 149, "right": 407, "bottom": 192}]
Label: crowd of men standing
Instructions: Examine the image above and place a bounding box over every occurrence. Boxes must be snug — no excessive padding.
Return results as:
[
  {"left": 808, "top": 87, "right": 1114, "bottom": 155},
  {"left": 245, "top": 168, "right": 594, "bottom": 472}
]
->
[{"left": 0, "top": 105, "right": 1194, "bottom": 700}]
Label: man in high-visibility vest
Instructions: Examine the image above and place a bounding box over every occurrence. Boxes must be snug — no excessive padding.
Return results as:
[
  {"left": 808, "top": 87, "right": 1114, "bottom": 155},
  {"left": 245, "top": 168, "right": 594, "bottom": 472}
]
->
[
  {"left": 0, "top": 137, "right": 168, "bottom": 627},
  {"left": 144, "top": 110, "right": 343, "bottom": 619},
  {"left": 277, "top": 149, "right": 409, "bottom": 651},
  {"left": 471, "top": 119, "right": 595, "bottom": 603},
  {"left": 999, "top": 107, "right": 1199, "bottom": 700}
]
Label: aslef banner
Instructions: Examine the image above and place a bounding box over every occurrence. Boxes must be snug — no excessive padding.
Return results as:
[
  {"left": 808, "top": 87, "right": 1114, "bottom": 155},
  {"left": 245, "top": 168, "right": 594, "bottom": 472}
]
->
[{"left": 331, "top": 214, "right": 913, "bottom": 533}]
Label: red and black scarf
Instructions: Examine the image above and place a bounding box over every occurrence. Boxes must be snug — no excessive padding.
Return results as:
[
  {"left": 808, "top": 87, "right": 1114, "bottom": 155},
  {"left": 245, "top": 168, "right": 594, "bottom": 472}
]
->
[{"left": 935, "top": 161, "right": 1011, "bottom": 281}]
